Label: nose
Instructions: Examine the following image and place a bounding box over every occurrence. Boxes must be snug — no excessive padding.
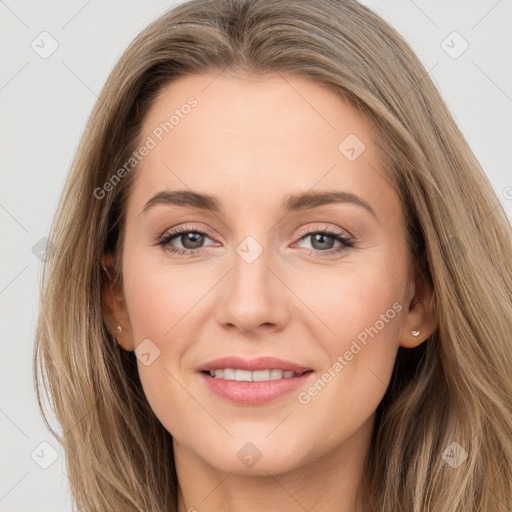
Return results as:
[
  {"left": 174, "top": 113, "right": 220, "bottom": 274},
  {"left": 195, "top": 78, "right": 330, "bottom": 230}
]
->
[{"left": 215, "top": 241, "right": 290, "bottom": 334}]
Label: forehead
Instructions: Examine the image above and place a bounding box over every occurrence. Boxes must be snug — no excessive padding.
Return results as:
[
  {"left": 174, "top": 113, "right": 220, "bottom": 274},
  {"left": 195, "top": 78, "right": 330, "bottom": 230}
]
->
[
  {"left": 127, "top": 72, "right": 397, "bottom": 220},
  {"left": 140, "top": 71, "right": 372, "bottom": 158}
]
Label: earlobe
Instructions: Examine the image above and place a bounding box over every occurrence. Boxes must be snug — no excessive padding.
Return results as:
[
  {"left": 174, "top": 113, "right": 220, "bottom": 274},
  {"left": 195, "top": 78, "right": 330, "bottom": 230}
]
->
[
  {"left": 401, "top": 327, "right": 425, "bottom": 348},
  {"left": 101, "top": 254, "right": 135, "bottom": 351},
  {"left": 399, "top": 262, "right": 437, "bottom": 348},
  {"left": 399, "top": 304, "right": 436, "bottom": 348}
]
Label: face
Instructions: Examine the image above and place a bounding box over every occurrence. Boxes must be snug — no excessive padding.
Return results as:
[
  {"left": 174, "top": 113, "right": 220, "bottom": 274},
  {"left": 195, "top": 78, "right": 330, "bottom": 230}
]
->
[{"left": 111, "top": 72, "right": 419, "bottom": 476}]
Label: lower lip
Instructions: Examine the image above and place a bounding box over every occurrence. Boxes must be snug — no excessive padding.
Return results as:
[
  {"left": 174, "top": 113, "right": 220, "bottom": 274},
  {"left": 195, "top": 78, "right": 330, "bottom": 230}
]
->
[{"left": 199, "top": 371, "right": 314, "bottom": 405}]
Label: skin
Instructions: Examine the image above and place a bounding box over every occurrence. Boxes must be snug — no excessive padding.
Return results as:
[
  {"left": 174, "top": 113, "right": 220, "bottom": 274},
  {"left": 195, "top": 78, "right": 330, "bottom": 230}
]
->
[{"left": 103, "top": 72, "right": 436, "bottom": 512}]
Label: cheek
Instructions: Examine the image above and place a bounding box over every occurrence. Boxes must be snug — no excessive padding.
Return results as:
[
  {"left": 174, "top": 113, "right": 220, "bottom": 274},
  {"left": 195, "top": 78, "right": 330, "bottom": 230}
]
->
[
  {"left": 121, "top": 252, "right": 216, "bottom": 434},
  {"left": 290, "top": 258, "right": 405, "bottom": 432},
  {"left": 123, "top": 250, "right": 207, "bottom": 342},
  {"left": 287, "top": 248, "right": 406, "bottom": 349},
  {"left": 295, "top": 301, "right": 401, "bottom": 452}
]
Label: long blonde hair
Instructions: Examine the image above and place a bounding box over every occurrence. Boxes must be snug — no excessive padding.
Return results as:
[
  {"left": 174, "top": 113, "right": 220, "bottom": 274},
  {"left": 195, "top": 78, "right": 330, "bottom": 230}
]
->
[{"left": 34, "top": 0, "right": 512, "bottom": 510}]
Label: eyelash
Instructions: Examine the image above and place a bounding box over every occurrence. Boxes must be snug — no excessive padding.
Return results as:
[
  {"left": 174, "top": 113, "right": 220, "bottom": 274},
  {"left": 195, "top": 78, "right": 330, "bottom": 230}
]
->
[{"left": 155, "top": 224, "right": 355, "bottom": 258}]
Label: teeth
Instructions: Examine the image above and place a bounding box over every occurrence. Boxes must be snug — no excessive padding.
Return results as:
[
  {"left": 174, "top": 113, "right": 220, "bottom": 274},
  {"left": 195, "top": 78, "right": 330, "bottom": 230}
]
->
[
  {"left": 234, "top": 369, "right": 252, "bottom": 381},
  {"left": 222, "top": 368, "right": 235, "bottom": 380},
  {"left": 207, "top": 368, "right": 302, "bottom": 381},
  {"left": 252, "top": 370, "right": 271, "bottom": 381}
]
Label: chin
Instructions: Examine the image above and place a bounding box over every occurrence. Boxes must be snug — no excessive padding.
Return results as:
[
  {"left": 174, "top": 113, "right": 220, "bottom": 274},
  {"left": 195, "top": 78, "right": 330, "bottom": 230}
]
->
[
  {"left": 198, "top": 436, "right": 311, "bottom": 476},
  {"left": 210, "top": 453, "right": 303, "bottom": 476}
]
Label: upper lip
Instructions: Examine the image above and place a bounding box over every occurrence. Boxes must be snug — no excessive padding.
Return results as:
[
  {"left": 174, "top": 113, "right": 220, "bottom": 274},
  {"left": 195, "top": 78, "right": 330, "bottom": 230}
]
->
[{"left": 197, "top": 356, "right": 312, "bottom": 373}]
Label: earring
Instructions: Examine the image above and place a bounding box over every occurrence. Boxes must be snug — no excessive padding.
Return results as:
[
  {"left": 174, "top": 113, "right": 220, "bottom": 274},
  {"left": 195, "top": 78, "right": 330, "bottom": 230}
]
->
[
  {"left": 102, "top": 263, "right": 114, "bottom": 281},
  {"left": 410, "top": 330, "right": 421, "bottom": 337},
  {"left": 112, "top": 325, "right": 122, "bottom": 345}
]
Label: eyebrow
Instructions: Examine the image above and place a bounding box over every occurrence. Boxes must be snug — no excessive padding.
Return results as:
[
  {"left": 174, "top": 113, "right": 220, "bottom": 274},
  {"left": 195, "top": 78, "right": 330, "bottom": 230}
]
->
[{"left": 139, "top": 189, "right": 377, "bottom": 219}]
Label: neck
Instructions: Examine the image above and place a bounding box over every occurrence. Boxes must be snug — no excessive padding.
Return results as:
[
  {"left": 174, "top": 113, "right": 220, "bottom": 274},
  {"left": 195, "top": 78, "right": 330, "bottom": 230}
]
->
[{"left": 174, "top": 412, "right": 375, "bottom": 512}]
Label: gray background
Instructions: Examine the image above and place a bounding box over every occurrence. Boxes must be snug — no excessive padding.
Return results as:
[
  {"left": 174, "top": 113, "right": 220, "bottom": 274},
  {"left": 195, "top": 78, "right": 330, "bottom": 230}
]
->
[{"left": 1, "top": 1, "right": 511, "bottom": 510}]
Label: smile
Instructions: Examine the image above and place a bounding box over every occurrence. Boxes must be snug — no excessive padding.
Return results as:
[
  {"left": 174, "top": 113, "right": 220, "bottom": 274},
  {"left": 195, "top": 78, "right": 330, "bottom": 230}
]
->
[
  {"left": 197, "top": 356, "right": 315, "bottom": 405},
  {"left": 205, "top": 368, "right": 310, "bottom": 381}
]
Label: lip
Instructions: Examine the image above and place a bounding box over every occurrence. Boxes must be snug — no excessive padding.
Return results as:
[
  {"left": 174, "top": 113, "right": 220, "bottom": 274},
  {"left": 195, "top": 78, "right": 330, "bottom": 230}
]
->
[
  {"left": 196, "top": 356, "right": 315, "bottom": 406},
  {"left": 196, "top": 356, "right": 312, "bottom": 373}
]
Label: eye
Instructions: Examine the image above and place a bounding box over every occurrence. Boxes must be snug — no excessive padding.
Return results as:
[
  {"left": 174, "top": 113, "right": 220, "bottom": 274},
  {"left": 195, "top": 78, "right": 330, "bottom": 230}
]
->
[
  {"left": 293, "top": 226, "right": 354, "bottom": 257},
  {"left": 155, "top": 224, "right": 355, "bottom": 258},
  {"left": 155, "top": 224, "right": 217, "bottom": 256}
]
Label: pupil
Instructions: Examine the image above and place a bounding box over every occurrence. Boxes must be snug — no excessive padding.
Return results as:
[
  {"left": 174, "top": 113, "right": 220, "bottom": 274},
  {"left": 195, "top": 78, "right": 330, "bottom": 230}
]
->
[
  {"left": 312, "top": 233, "right": 333, "bottom": 250},
  {"left": 182, "top": 232, "right": 203, "bottom": 249}
]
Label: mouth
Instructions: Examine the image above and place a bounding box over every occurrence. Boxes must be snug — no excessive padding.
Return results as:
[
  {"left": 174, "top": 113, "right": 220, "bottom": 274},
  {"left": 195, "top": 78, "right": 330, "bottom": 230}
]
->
[
  {"left": 197, "top": 356, "right": 315, "bottom": 405},
  {"left": 200, "top": 368, "right": 313, "bottom": 381}
]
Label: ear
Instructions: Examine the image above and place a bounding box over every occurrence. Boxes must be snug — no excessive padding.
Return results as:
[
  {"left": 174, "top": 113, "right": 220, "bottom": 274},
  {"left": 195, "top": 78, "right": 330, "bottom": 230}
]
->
[
  {"left": 101, "top": 253, "right": 135, "bottom": 351},
  {"left": 399, "top": 260, "right": 437, "bottom": 348}
]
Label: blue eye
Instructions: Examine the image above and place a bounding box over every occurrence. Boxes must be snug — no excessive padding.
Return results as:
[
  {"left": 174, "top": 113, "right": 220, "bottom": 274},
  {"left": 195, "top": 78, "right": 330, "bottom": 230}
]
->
[
  {"left": 156, "top": 225, "right": 216, "bottom": 256},
  {"left": 155, "top": 224, "right": 354, "bottom": 258},
  {"left": 294, "top": 227, "right": 354, "bottom": 256}
]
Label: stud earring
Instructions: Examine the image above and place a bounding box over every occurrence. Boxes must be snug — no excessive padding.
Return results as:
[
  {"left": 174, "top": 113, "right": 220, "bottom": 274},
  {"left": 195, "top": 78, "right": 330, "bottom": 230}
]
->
[
  {"left": 111, "top": 325, "right": 122, "bottom": 345},
  {"left": 410, "top": 330, "right": 421, "bottom": 337}
]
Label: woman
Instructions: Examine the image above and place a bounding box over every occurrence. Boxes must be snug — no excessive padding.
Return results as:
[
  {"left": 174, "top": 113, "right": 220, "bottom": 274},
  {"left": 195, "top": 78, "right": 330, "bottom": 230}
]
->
[{"left": 34, "top": 0, "right": 512, "bottom": 510}]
